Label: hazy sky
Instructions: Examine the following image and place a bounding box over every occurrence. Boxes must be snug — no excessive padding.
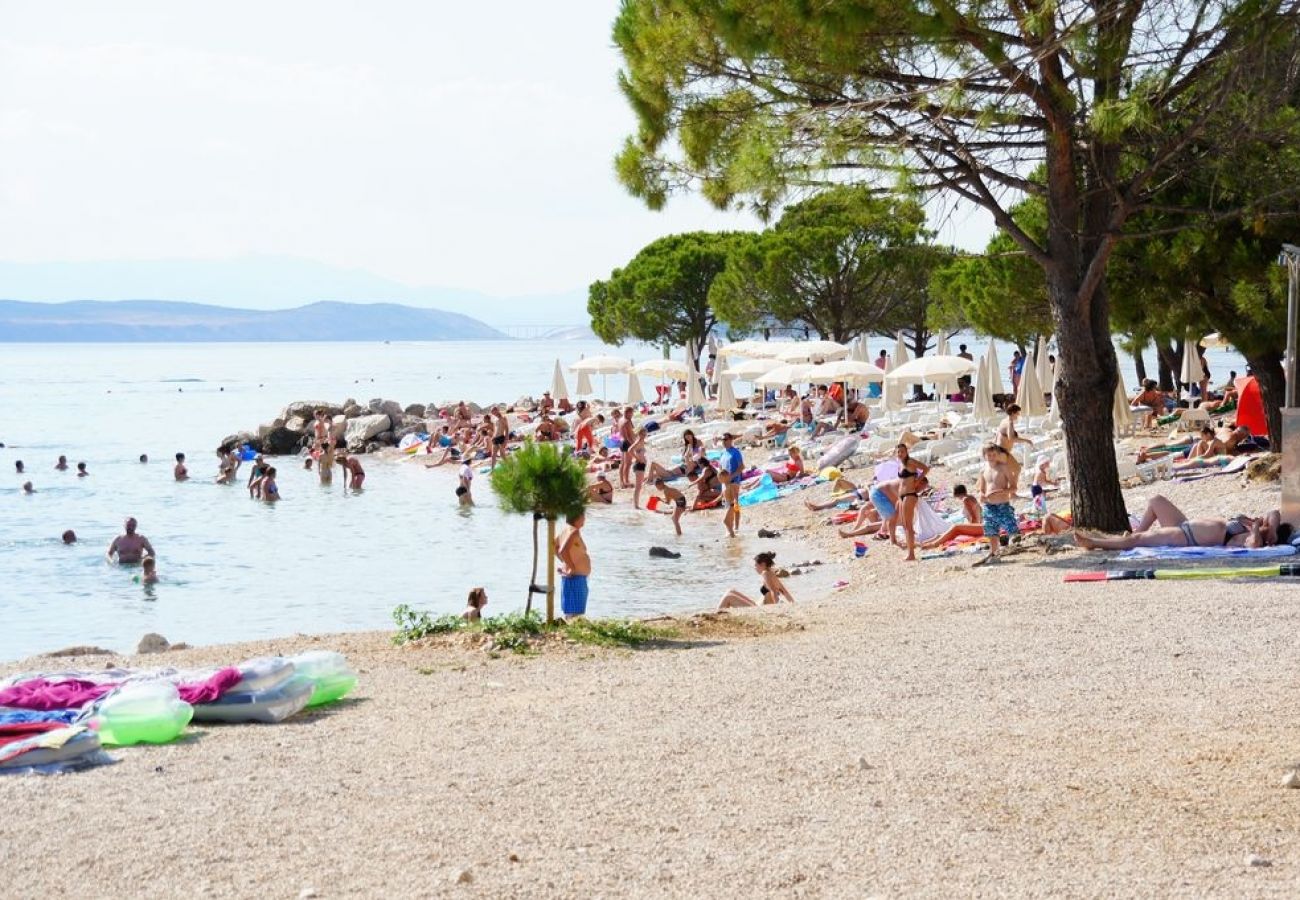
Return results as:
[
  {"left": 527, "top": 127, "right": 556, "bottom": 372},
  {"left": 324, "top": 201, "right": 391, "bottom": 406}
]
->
[{"left": 0, "top": 1, "right": 993, "bottom": 297}]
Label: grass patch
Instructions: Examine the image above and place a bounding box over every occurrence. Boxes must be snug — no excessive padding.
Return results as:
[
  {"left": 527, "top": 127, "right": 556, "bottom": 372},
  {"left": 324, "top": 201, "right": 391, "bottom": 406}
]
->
[
  {"left": 563, "top": 618, "right": 678, "bottom": 648},
  {"left": 392, "top": 604, "right": 675, "bottom": 654}
]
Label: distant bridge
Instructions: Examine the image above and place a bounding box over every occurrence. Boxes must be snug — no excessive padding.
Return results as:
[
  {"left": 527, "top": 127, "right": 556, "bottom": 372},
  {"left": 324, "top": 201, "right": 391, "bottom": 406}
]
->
[{"left": 497, "top": 325, "right": 589, "bottom": 339}]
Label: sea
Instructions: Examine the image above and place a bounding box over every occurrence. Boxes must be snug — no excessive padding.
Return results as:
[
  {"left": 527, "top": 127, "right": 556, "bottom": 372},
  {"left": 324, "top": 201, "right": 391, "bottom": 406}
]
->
[{"left": 0, "top": 338, "right": 1247, "bottom": 662}]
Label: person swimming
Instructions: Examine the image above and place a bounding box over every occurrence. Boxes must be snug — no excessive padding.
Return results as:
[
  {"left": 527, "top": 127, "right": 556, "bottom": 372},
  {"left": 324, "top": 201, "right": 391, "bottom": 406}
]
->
[
  {"left": 133, "top": 557, "right": 159, "bottom": 585},
  {"left": 107, "top": 517, "right": 155, "bottom": 564},
  {"left": 174, "top": 452, "right": 189, "bottom": 481},
  {"left": 76, "top": 462, "right": 88, "bottom": 477},
  {"left": 62, "top": 530, "right": 77, "bottom": 544},
  {"left": 462, "top": 587, "right": 488, "bottom": 622}
]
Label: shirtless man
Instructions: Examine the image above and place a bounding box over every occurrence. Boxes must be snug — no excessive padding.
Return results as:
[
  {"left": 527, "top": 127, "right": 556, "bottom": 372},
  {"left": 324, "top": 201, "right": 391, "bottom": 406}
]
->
[
  {"left": 845, "top": 399, "right": 870, "bottom": 430},
  {"left": 556, "top": 512, "right": 591, "bottom": 617},
  {"left": 617, "top": 407, "right": 635, "bottom": 488},
  {"left": 55, "top": 455, "right": 69, "bottom": 471},
  {"left": 107, "top": 517, "right": 155, "bottom": 565},
  {"left": 974, "top": 444, "right": 1019, "bottom": 566},
  {"left": 173, "top": 452, "right": 188, "bottom": 481},
  {"left": 490, "top": 407, "right": 509, "bottom": 468},
  {"left": 319, "top": 440, "right": 335, "bottom": 483},
  {"left": 337, "top": 451, "right": 365, "bottom": 489}
]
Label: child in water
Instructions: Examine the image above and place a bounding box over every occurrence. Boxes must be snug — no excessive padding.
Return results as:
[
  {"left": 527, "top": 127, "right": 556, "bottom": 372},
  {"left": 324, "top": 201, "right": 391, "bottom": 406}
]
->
[
  {"left": 462, "top": 587, "right": 488, "bottom": 622},
  {"left": 134, "top": 557, "right": 158, "bottom": 585}
]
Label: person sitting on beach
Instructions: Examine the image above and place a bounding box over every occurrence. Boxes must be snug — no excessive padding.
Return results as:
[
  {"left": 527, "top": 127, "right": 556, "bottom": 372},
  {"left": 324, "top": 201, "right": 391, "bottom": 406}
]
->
[
  {"left": 1225, "top": 425, "right": 1269, "bottom": 454},
  {"left": 845, "top": 399, "right": 870, "bottom": 430},
  {"left": 62, "top": 529, "right": 77, "bottom": 544},
  {"left": 647, "top": 429, "right": 706, "bottom": 484},
  {"left": 424, "top": 438, "right": 463, "bottom": 468},
  {"left": 1075, "top": 494, "right": 1286, "bottom": 550},
  {"left": 462, "top": 587, "right": 488, "bottom": 622},
  {"left": 1186, "top": 425, "right": 1228, "bottom": 460},
  {"left": 1131, "top": 380, "right": 1167, "bottom": 429},
  {"left": 261, "top": 467, "right": 280, "bottom": 502},
  {"left": 589, "top": 472, "right": 613, "bottom": 504},
  {"left": 134, "top": 557, "right": 159, "bottom": 585},
  {"left": 55, "top": 455, "right": 68, "bottom": 471},
  {"left": 76, "top": 462, "right": 89, "bottom": 478},
  {"left": 692, "top": 459, "right": 722, "bottom": 508},
  {"left": 973, "top": 444, "right": 1019, "bottom": 567},
  {"left": 920, "top": 484, "right": 984, "bottom": 549},
  {"left": 719, "top": 551, "right": 794, "bottom": 608},
  {"left": 837, "top": 498, "right": 884, "bottom": 539},
  {"left": 539, "top": 391, "right": 554, "bottom": 415},
  {"left": 174, "top": 452, "right": 188, "bottom": 481},
  {"left": 765, "top": 445, "right": 807, "bottom": 484},
  {"left": 338, "top": 451, "right": 365, "bottom": 489},
  {"left": 453, "top": 401, "right": 472, "bottom": 428},
  {"left": 535, "top": 413, "right": 557, "bottom": 442},
  {"left": 107, "top": 517, "right": 155, "bottom": 564},
  {"left": 651, "top": 478, "right": 688, "bottom": 535}
]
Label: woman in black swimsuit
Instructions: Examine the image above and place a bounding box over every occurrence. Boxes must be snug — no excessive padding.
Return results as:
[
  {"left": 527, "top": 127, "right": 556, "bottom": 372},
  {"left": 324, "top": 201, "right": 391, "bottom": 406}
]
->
[
  {"left": 893, "top": 443, "right": 931, "bottom": 562},
  {"left": 692, "top": 461, "right": 722, "bottom": 508},
  {"left": 719, "top": 551, "right": 795, "bottom": 608}
]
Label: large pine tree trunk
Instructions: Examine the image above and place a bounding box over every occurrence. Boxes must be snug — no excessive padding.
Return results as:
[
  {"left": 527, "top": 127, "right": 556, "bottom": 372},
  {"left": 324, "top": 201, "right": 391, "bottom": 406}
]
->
[{"left": 1246, "top": 349, "right": 1286, "bottom": 448}]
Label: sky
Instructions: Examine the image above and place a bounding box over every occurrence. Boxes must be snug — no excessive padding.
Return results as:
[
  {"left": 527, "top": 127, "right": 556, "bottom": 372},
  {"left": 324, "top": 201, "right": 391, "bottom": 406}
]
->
[{"left": 0, "top": 1, "right": 995, "bottom": 300}]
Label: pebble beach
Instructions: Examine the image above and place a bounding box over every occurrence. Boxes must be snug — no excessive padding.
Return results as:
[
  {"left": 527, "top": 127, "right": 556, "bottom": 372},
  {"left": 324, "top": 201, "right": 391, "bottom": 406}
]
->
[{"left": 3, "top": 455, "right": 1296, "bottom": 897}]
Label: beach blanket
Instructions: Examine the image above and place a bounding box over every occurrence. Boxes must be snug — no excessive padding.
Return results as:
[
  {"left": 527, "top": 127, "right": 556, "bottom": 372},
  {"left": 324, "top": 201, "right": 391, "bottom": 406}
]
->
[
  {"left": 0, "top": 668, "right": 242, "bottom": 711},
  {"left": 1116, "top": 545, "right": 1298, "bottom": 560}
]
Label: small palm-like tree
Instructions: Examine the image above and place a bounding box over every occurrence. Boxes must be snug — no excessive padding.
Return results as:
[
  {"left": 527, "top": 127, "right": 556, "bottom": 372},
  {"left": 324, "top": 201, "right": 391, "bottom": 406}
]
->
[{"left": 490, "top": 440, "right": 590, "bottom": 624}]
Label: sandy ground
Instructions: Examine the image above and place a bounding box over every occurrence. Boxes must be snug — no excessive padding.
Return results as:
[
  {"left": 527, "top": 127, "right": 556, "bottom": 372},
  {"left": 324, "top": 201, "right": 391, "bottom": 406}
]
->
[{"left": 4, "top": 444, "right": 1300, "bottom": 897}]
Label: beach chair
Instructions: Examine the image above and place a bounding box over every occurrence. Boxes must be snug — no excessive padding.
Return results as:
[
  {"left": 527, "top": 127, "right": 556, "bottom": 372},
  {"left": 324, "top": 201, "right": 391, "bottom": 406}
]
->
[{"left": 1175, "top": 406, "right": 1210, "bottom": 432}]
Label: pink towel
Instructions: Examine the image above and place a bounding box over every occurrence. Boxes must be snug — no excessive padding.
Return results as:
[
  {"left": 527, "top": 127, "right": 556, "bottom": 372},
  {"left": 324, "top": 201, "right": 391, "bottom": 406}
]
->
[{"left": 0, "top": 667, "right": 243, "bottom": 711}]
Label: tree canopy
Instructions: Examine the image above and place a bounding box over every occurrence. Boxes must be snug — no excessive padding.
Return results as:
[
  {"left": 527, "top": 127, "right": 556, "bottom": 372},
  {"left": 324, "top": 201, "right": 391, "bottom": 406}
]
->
[
  {"left": 709, "top": 187, "right": 930, "bottom": 343},
  {"left": 613, "top": 0, "right": 1300, "bottom": 530},
  {"left": 588, "top": 231, "right": 748, "bottom": 354}
]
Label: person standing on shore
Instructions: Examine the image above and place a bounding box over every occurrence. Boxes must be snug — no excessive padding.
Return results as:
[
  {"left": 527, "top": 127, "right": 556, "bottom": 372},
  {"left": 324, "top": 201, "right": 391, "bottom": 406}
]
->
[
  {"left": 996, "top": 404, "right": 1032, "bottom": 489},
  {"left": 617, "top": 407, "right": 635, "bottom": 488},
  {"left": 720, "top": 432, "right": 744, "bottom": 537},
  {"left": 491, "top": 407, "right": 509, "bottom": 469},
  {"left": 107, "top": 517, "right": 155, "bottom": 565},
  {"left": 556, "top": 512, "right": 591, "bottom": 617},
  {"left": 974, "top": 445, "right": 1019, "bottom": 567}
]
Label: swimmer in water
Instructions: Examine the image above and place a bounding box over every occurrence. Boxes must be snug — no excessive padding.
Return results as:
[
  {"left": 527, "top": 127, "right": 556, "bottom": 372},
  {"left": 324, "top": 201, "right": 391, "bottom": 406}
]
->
[
  {"left": 107, "top": 517, "right": 155, "bottom": 565},
  {"left": 134, "top": 557, "right": 158, "bottom": 585},
  {"left": 139, "top": 454, "right": 148, "bottom": 464},
  {"left": 15, "top": 460, "right": 24, "bottom": 474},
  {"left": 62, "top": 530, "right": 77, "bottom": 544},
  {"left": 22, "top": 481, "right": 34, "bottom": 494},
  {"left": 261, "top": 467, "right": 280, "bottom": 502},
  {"left": 55, "top": 455, "right": 68, "bottom": 471},
  {"left": 76, "top": 462, "right": 88, "bottom": 477},
  {"left": 174, "top": 452, "right": 188, "bottom": 481}
]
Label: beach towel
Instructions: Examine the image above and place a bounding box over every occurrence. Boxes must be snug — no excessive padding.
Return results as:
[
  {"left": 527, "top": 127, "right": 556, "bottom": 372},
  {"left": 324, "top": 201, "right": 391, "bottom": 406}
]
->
[
  {"left": 1116, "top": 545, "right": 1298, "bottom": 561},
  {"left": 0, "top": 668, "right": 242, "bottom": 711},
  {"left": 891, "top": 499, "right": 949, "bottom": 543}
]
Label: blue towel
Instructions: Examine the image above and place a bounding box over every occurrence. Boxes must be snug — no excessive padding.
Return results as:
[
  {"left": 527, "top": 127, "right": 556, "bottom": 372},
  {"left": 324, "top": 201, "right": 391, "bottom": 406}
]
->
[{"left": 1117, "top": 545, "right": 1298, "bottom": 560}]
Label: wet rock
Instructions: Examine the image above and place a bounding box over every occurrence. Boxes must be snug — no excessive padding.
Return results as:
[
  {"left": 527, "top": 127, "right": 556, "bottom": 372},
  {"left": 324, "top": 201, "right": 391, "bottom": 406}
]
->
[
  {"left": 455, "top": 869, "right": 473, "bottom": 884},
  {"left": 1282, "top": 769, "right": 1300, "bottom": 788},
  {"left": 342, "top": 403, "right": 364, "bottom": 418},
  {"left": 1247, "top": 854, "right": 1272, "bottom": 867},
  {"left": 261, "top": 426, "right": 302, "bottom": 456},
  {"left": 373, "top": 430, "right": 397, "bottom": 446},
  {"left": 137, "top": 633, "right": 170, "bottom": 654},
  {"left": 757, "top": 528, "right": 781, "bottom": 538},
  {"left": 649, "top": 547, "right": 681, "bottom": 559}
]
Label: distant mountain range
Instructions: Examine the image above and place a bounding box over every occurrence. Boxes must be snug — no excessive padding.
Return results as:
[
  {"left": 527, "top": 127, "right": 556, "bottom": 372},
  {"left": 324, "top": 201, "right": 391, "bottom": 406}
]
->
[
  {"left": 0, "top": 299, "right": 504, "bottom": 342},
  {"left": 0, "top": 256, "right": 588, "bottom": 329}
]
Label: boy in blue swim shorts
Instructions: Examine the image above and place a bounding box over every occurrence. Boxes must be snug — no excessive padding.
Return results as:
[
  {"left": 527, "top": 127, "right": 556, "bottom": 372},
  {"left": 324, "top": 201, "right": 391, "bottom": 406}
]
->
[
  {"left": 556, "top": 512, "right": 591, "bottom": 617},
  {"left": 974, "top": 444, "right": 1019, "bottom": 567}
]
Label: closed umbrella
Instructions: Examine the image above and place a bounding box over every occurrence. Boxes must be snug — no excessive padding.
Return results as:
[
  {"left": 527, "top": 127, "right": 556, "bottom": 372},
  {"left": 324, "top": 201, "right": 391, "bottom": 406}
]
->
[
  {"left": 716, "top": 374, "right": 737, "bottom": 412},
  {"left": 1044, "top": 383, "right": 1061, "bottom": 430},
  {"left": 973, "top": 354, "right": 997, "bottom": 422},
  {"left": 1112, "top": 368, "right": 1131, "bottom": 437},
  {"left": 984, "top": 341, "right": 1005, "bottom": 396},
  {"left": 852, "top": 336, "right": 869, "bottom": 363},
  {"left": 550, "top": 360, "right": 570, "bottom": 402},
  {"left": 626, "top": 372, "right": 645, "bottom": 406},
  {"left": 937, "top": 333, "right": 950, "bottom": 357},
  {"left": 893, "top": 333, "right": 911, "bottom": 367},
  {"left": 686, "top": 361, "right": 707, "bottom": 409},
  {"left": 774, "top": 340, "right": 851, "bottom": 363},
  {"left": 1014, "top": 351, "right": 1047, "bottom": 417},
  {"left": 1035, "top": 335, "right": 1051, "bottom": 393},
  {"left": 575, "top": 369, "right": 594, "bottom": 396},
  {"left": 1179, "top": 333, "right": 1202, "bottom": 391}
]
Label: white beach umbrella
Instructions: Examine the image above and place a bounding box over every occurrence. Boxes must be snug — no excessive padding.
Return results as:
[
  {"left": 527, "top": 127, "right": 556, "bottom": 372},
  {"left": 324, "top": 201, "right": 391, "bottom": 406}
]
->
[
  {"left": 1179, "top": 333, "right": 1203, "bottom": 389},
  {"left": 1202, "top": 332, "right": 1231, "bottom": 349},
  {"left": 686, "top": 362, "right": 707, "bottom": 408},
  {"left": 631, "top": 358, "right": 690, "bottom": 380},
  {"left": 885, "top": 354, "right": 977, "bottom": 386},
  {"left": 575, "top": 368, "right": 594, "bottom": 396},
  {"left": 1044, "top": 384, "right": 1061, "bottom": 430},
  {"left": 1035, "top": 335, "right": 1051, "bottom": 392},
  {"left": 720, "top": 339, "right": 784, "bottom": 359},
  {"left": 550, "top": 359, "right": 570, "bottom": 402},
  {"left": 984, "top": 342, "right": 1005, "bottom": 396},
  {"left": 1112, "top": 368, "right": 1131, "bottom": 438},
  {"left": 723, "top": 358, "right": 781, "bottom": 379},
  {"left": 774, "top": 340, "right": 851, "bottom": 363},
  {"left": 804, "top": 359, "right": 886, "bottom": 385},
  {"left": 570, "top": 355, "right": 629, "bottom": 403},
  {"left": 754, "top": 363, "right": 813, "bottom": 388},
  {"left": 936, "top": 333, "right": 950, "bottom": 357},
  {"left": 715, "top": 374, "right": 737, "bottom": 411},
  {"left": 852, "top": 335, "right": 869, "bottom": 363},
  {"left": 1014, "top": 350, "right": 1047, "bottom": 417},
  {"left": 626, "top": 372, "right": 645, "bottom": 406},
  {"left": 973, "top": 354, "right": 997, "bottom": 422},
  {"left": 893, "top": 333, "right": 912, "bottom": 367}
]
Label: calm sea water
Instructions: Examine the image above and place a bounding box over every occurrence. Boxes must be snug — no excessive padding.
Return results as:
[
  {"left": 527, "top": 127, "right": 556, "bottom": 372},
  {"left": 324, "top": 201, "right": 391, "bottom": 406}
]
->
[{"left": 0, "top": 338, "right": 1245, "bottom": 662}]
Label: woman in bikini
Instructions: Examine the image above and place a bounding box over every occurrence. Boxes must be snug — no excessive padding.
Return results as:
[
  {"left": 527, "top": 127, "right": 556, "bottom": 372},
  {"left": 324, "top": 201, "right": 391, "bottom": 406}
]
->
[
  {"left": 996, "top": 404, "right": 1032, "bottom": 490},
  {"left": 766, "top": 445, "right": 807, "bottom": 484},
  {"left": 628, "top": 427, "right": 649, "bottom": 509},
  {"left": 1075, "top": 494, "right": 1283, "bottom": 549},
  {"left": 719, "top": 551, "right": 794, "bottom": 608},
  {"left": 892, "top": 443, "right": 930, "bottom": 562}
]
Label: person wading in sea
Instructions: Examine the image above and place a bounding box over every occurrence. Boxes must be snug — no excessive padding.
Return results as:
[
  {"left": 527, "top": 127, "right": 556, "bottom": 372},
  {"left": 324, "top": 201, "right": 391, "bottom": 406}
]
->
[{"left": 106, "top": 517, "right": 155, "bottom": 565}]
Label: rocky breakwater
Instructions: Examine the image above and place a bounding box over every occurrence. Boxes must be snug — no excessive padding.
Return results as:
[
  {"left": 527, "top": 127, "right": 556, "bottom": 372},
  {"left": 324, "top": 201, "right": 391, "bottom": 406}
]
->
[{"left": 222, "top": 398, "right": 478, "bottom": 456}]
